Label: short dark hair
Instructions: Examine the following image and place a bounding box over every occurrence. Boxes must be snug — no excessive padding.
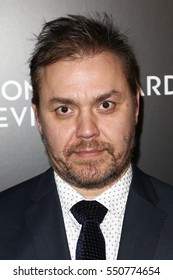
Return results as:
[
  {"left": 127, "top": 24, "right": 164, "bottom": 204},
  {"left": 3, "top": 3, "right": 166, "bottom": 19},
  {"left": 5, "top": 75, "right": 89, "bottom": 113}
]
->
[{"left": 29, "top": 13, "right": 140, "bottom": 108}]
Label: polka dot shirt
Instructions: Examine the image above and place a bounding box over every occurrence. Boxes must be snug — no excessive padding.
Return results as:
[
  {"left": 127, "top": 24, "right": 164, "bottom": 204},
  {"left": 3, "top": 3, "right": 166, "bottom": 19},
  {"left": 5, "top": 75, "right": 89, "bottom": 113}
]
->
[{"left": 54, "top": 165, "right": 132, "bottom": 260}]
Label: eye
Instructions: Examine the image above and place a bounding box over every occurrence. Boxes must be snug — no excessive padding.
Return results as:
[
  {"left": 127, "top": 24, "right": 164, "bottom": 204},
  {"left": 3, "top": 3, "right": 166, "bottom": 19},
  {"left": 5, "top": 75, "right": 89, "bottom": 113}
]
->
[
  {"left": 56, "top": 106, "right": 73, "bottom": 115},
  {"left": 99, "top": 101, "right": 114, "bottom": 111}
]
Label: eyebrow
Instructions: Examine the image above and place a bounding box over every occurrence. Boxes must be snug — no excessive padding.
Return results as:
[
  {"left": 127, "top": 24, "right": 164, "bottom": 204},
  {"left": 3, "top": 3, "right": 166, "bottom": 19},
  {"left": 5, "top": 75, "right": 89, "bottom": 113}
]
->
[
  {"left": 94, "top": 90, "right": 121, "bottom": 104},
  {"left": 48, "top": 90, "right": 121, "bottom": 107},
  {"left": 49, "top": 96, "right": 76, "bottom": 106}
]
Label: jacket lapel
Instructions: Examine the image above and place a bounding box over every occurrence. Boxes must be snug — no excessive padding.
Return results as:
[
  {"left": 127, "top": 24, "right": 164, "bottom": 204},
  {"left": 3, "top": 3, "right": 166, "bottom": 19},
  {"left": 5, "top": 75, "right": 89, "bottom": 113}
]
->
[
  {"left": 117, "top": 167, "right": 167, "bottom": 260},
  {"left": 24, "top": 169, "right": 71, "bottom": 260}
]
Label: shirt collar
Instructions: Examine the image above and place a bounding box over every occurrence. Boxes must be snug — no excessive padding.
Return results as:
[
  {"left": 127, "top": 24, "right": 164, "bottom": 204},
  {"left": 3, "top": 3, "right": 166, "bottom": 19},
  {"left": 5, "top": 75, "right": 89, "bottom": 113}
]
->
[{"left": 54, "top": 164, "right": 132, "bottom": 218}]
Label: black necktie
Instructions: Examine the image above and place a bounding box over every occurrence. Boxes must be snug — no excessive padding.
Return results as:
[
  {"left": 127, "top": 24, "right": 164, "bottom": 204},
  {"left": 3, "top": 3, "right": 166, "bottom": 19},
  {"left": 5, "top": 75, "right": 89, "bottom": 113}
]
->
[{"left": 70, "top": 200, "right": 108, "bottom": 260}]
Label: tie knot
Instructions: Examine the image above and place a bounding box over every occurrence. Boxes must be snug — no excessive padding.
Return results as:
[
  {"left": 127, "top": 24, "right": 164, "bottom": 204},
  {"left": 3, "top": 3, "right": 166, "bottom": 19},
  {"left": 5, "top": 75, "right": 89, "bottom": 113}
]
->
[{"left": 71, "top": 200, "right": 107, "bottom": 225}]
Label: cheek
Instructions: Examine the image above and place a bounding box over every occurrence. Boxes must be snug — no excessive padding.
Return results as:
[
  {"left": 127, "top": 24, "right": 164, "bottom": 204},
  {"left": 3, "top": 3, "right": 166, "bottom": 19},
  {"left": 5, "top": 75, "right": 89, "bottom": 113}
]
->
[
  {"left": 99, "top": 114, "right": 135, "bottom": 144},
  {"left": 42, "top": 121, "right": 76, "bottom": 153}
]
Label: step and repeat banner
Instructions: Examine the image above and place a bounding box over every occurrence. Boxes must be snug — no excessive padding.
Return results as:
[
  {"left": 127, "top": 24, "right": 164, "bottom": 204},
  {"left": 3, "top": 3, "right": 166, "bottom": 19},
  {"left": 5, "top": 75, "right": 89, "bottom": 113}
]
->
[{"left": 0, "top": 0, "right": 173, "bottom": 191}]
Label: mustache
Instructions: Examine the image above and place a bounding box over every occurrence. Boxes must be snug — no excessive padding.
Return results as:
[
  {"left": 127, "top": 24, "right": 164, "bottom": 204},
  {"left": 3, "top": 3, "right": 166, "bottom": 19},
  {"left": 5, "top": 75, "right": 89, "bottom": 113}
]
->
[{"left": 64, "top": 139, "right": 114, "bottom": 157}]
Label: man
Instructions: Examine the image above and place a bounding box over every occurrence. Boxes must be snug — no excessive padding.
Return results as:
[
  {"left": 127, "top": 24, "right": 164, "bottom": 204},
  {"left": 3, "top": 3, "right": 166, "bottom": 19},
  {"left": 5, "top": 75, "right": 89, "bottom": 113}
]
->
[{"left": 0, "top": 14, "right": 173, "bottom": 260}]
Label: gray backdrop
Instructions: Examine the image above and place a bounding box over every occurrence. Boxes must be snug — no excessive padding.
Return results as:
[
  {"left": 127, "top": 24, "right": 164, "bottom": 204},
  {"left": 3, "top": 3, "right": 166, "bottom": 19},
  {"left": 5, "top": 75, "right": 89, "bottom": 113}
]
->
[{"left": 0, "top": 0, "right": 173, "bottom": 191}]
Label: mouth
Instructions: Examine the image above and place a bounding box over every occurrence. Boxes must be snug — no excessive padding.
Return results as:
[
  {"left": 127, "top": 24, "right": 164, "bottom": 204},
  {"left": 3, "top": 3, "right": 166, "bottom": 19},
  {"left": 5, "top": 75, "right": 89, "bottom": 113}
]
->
[{"left": 74, "top": 149, "right": 105, "bottom": 159}]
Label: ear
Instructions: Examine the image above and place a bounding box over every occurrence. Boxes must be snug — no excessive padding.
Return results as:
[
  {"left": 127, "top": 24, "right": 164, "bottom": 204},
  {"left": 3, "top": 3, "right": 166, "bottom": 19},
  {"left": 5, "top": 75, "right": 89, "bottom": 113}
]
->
[
  {"left": 32, "top": 103, "right": 43, "bottom": 134},
  {"left": 134, "top": 89, "right": 140, "bottom": 124}
]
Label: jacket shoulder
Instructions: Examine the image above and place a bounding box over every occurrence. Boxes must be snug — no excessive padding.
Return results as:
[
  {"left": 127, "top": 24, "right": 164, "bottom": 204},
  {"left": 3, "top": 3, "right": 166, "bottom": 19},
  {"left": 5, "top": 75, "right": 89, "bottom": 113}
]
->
[
  {"left": 138, "top": 167, "right": 173, "bottom": 192},
  {"left": 0, "top": 168, "right": 53, "bottom": 212},
  {"left": 134, "top": 166, "right": 173, "bottom": 209}
]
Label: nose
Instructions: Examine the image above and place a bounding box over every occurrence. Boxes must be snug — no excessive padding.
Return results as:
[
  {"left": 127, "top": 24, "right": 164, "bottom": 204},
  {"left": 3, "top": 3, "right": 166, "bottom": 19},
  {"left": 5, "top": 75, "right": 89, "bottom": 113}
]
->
[{"left": 75, "top": 112, "right": 100, "bottom": 139}]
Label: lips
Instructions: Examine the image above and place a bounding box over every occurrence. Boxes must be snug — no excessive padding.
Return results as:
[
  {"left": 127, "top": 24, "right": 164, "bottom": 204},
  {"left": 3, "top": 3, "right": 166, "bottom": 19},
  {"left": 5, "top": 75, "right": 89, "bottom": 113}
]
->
[
  {"left": 65, "top": 140, "right": 113, "bottom": 158},
  {"left": 74, "top": 149, "right": 104, "bottom": 158}
]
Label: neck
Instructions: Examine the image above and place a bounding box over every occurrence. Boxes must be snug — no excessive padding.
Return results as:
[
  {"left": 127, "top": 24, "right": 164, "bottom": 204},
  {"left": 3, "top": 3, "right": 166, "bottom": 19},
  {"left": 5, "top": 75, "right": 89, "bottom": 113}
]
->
[
  {"left": 72, "top": 185, "right": 112, "bottom": 199},
  {"left": 71, "top": 166, "right": 129, "bottom": 199}
]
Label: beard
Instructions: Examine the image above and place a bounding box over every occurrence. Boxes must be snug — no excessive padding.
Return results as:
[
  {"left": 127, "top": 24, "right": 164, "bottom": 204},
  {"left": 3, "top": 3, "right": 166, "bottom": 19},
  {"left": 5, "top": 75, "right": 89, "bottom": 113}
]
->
[{"left": 42, "top": 123, "right": 136, "bottom": 190}]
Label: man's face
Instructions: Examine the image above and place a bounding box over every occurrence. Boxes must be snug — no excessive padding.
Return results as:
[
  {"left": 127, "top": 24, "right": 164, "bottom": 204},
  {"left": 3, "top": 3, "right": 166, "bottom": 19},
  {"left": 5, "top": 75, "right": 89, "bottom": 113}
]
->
[{"left": 33, "top": 52, "right": 139, "bottom": 190}]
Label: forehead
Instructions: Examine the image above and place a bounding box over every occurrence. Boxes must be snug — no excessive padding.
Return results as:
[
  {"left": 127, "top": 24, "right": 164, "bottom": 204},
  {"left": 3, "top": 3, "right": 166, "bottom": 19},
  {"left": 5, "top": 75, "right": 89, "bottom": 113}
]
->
[{"left": 39, "top": 52, "right": 130, "bottom": 101}]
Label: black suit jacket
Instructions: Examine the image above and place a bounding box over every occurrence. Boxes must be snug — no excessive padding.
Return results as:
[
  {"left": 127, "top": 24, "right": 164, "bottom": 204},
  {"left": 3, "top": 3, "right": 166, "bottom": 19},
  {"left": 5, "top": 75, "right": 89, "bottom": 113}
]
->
[{"left": 0, "top": 166, "right": 173, "bottom": 259}]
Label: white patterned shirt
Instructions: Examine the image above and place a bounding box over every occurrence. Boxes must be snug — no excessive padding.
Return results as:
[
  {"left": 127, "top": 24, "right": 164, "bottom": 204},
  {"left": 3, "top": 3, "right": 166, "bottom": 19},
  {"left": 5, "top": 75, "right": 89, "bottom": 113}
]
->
[{"left": 54, "top": 165, "right": 132, "bottom": 260}]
